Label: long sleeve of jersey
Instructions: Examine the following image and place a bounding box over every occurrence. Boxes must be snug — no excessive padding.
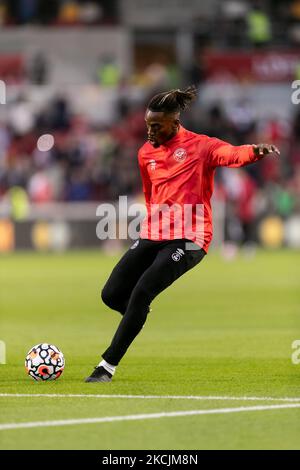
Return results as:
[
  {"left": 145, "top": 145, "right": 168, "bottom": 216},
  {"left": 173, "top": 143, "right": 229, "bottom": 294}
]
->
[{"left": 207, "top": 137, "right": 261, "bottom": 168}]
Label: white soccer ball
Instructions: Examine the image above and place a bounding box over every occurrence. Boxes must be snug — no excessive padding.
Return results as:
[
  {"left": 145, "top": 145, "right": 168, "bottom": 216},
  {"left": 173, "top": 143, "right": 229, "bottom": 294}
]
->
[{"left": 25, "top": 343, "right": 65, "bottom": 381}]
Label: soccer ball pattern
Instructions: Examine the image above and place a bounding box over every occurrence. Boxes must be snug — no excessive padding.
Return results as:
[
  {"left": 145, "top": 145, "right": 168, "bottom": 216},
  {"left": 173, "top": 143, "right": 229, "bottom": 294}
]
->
[{"left": 25, "top": 343, "right": 65, "bottom": 381}]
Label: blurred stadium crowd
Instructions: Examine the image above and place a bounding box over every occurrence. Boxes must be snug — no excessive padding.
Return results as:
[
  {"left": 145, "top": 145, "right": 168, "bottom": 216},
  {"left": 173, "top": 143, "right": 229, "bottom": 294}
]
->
[
  {"left": 0, "top": 1, "right": 119, "bottom": 26},
  {"left": 0, "top": 0, "right": 299, "bottom": 249},
  {"left": 1, "top": 0, "right": 300, "bottom": 48},
  {"left": 1, "top": 79, "right": 299, "bottom": 246}
]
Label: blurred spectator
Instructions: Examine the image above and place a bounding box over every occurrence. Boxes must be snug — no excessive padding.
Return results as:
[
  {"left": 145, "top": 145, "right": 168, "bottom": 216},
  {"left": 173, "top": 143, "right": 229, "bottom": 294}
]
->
[
  {"left": 28, "top": 52, "right": 49, "bottom": 85},
  {"left": 79, "top": 1, "right": 102, "bottom": 24},
  {"left": 247, "top": 3, "right": 272, "bottom": 48},
  {"left": 66, "top": 167, "right": 91, "bottom": 201},
  {"left": 59, "top": 1, "right": 80, "bottom": 25},
  {"left": 8, "top": 94, "right": 35, "bottom": 136},
  {"left": 0, "top": 1, "right": 6, "bottom": 25},
  {"left": 140, "top": 62, "right": 170, "bottom": 89},
  {"left": 201, "top": 104, "right": 233, "bottom": 141},
  {"left": 227, "top": 98, "right": 256, "bottom": 145},
  {"left": 50, "top": 96, "right": 71, "bottom": 131},
  {"left": 288, "top": 0, "right": 300, "bottom": 43},
  {"left": 182, "top": 49, "right": 206, "bottom": 88},
  {"left": 288, "top": 164, "right": 300, "bottom": 212},
  {"left": 292, "top": 108, "right": 300, "bottom": 143},
  {"left": 96, "top": 56, "right": 121, "bottom": 87},
  {"left": 222, "top": 168, "right": 257, "bottom": 245},
  {"left": 28, "top": 171, "right": 53, "bottom": 203},
  {"left": 290, "top": 0, "right": 300, "bottom": 19},
  {"left": 11, "top": 0, "right": 38, "bottom": 24},
  {"left": 220, "top": 1, "right": 249, "bottom": 48}
]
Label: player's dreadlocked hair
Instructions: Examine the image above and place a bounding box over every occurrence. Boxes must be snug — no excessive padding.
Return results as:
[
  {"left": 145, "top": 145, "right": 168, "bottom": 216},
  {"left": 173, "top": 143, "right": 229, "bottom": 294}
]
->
[{"left": 147, "top": 85, "right": 197, "bottom": 114}]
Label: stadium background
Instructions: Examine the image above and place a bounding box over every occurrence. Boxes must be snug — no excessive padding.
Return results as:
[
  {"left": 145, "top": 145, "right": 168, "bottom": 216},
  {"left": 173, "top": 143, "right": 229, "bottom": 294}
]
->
[
  {"left": 0, "top": 0, "right": 300, "bottom": 451},
  {"left": 0, "top": 0, "right": 299, "bottom": 254}
]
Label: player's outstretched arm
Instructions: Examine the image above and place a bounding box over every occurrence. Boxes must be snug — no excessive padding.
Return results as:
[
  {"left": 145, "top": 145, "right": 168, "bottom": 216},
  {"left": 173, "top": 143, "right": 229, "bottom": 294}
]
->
[{"left": 207, "top": 137, "right": 280, "bottom": 168}]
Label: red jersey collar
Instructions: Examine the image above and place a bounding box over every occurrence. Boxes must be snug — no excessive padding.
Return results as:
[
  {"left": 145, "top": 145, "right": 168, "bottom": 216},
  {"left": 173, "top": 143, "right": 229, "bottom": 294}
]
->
[{"left": 163, "top": 125, "right": 185, "bottom": 147}]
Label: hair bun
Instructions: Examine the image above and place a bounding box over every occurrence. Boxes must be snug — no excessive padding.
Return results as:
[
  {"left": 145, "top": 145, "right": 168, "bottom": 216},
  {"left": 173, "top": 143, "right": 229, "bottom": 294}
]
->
[{"left": 148, "top": 85, "right": 197, "bottom": 113}]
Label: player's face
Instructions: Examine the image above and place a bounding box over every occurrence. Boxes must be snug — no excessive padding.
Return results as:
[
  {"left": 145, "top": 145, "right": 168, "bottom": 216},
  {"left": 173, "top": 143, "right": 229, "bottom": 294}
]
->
[{"left": 145, "top": 110, "right": 179, "bottom": 148}]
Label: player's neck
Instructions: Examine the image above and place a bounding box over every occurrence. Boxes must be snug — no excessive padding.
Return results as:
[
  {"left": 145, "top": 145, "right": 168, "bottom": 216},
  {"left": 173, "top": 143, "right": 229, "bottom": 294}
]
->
[{"left": 165, "top": 126, "right": 181, "bottom": 144}]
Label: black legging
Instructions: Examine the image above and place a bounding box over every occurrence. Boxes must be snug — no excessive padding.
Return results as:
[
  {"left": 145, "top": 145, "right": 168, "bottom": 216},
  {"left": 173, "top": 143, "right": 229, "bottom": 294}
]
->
[{"left": 101, "top": 238, "right": 206, "bottom": 365}]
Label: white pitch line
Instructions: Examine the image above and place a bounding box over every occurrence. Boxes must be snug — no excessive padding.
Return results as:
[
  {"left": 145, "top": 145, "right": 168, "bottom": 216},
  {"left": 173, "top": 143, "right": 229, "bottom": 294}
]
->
[
  {"left": 1, "top": 403, "right": 300, "bottom": 431},
  {"left": 0, "top": 393, "right": 300, "bottom": 402}
]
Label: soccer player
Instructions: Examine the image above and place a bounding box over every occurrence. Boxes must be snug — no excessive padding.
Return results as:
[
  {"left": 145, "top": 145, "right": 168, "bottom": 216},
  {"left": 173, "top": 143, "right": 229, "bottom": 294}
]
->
[{"left": 85, "top": 86, "right": 280, "bottom": 383}]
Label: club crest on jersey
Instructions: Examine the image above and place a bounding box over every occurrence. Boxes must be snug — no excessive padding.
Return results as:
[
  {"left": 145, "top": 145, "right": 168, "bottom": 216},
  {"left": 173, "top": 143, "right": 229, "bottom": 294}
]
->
[
  {"left": 173, "top": 148, "right": 187, "bottom": 162},
  {"left": 149, "top": 159, "right": 156, "bottom": 171},
  {"left": 171, "top": 248, "right": 185, "bottom": 262}
]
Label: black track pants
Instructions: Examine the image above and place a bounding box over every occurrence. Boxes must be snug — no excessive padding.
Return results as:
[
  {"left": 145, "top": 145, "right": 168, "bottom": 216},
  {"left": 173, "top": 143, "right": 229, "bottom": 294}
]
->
[{"left": 101, "top": 238, "right": 206, "bottom": 365}]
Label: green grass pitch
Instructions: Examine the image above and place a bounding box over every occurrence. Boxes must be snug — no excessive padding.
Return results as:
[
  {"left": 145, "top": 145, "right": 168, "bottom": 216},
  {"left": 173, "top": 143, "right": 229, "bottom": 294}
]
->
[{"left": 0, "top": 249, "right": 299, "bottom": 450}]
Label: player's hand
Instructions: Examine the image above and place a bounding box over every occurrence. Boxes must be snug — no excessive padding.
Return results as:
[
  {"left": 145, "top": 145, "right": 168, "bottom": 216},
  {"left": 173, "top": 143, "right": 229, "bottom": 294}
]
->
[{"left": 253, "top": 143, "right": 280, "bottom": 157}]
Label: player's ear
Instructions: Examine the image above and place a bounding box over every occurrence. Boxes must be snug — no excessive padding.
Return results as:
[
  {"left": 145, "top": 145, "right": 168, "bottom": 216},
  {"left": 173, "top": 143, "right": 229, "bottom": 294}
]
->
[{"left": 173, "top": 118, "right": 180, "bottom": 131}]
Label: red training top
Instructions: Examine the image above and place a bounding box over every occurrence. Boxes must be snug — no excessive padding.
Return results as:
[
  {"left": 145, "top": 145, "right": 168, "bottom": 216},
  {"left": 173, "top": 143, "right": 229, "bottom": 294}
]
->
[{"left": 138, "top": 126, "right": 261, "bottom": 252}]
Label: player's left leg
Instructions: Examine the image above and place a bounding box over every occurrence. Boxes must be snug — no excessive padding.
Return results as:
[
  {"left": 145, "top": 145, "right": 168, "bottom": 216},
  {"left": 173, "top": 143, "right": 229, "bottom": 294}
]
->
[
  {"left": 84, "top": 239, "right": 163, "bottom": 383},
  {"left": 101, "top": 238, "right": 159, "bottom": 316},
  {"left": 88, "top": 240, "right": 206, "bottom": 381}
]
